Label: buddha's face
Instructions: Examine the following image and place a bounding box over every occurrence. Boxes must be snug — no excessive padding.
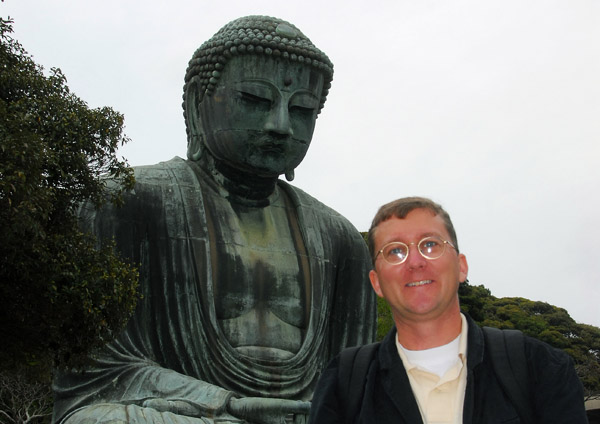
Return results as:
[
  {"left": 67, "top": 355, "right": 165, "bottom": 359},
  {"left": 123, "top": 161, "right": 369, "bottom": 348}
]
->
[{"left": 196, "top": 55, "right": 324, "bottom": 177}]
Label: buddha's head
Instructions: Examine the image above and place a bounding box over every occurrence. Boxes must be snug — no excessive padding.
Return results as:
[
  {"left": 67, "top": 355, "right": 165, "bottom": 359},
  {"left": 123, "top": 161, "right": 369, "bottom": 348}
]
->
[{"left": 183, "top": 16, "right": 333, "bottom": 180}]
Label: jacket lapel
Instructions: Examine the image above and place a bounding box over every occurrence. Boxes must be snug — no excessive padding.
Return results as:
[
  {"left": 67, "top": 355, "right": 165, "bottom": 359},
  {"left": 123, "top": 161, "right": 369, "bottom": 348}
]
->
[
  {"left": 379, "top": 330, "right": 424, "bottom": 424},
  {"left": 462, "top": 315, "right": 485, "bottom": 424}
]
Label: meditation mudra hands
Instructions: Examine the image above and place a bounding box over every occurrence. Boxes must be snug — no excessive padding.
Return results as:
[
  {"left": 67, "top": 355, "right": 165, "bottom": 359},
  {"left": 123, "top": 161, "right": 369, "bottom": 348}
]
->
[{"left": 142, "top": 397, "right": 311, "bottom": 424}]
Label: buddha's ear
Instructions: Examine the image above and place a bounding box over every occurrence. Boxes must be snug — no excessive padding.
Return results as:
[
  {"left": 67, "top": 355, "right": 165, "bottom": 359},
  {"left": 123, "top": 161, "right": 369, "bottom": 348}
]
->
[{"left": 184, "top": 78, "right": 205, "bottom": 161}]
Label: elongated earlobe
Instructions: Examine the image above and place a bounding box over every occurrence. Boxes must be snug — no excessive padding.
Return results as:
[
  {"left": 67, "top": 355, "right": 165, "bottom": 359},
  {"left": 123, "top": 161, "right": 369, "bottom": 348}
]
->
[
  {"left": 188, "top": 134, "right": 204, "bottom": 161},
  {"left": 184, "top": 79, "right": 206, "bottom": 161}
]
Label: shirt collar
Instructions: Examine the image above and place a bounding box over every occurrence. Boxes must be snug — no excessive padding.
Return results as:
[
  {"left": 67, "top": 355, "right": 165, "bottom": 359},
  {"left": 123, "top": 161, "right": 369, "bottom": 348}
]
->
[{"left": 395, "top": 313, "right": 469, "bottom": 371}]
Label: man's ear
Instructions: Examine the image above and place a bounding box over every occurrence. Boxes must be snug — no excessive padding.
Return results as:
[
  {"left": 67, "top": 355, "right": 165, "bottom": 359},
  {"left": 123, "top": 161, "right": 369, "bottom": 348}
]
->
[
  {"left": 184, "top": 79, "right": 205, "bottom": 161},
  {"left": 369, "top": 269, "right": 384, "bottom": 298},
  {"left": 458, "top": 253, "right": 469, "bottom": 284}
]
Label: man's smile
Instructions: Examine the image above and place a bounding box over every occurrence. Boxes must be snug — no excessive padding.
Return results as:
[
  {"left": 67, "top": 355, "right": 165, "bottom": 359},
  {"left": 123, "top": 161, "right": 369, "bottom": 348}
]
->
[{"left": 406, "top": 279, "right": 433, "bottom": 287}]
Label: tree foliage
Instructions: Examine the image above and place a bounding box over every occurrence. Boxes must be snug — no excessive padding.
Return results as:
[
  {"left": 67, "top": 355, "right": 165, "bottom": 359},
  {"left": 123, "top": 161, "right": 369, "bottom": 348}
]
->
[{"left": 0, "top": 18, "right": 139, "bottom": 371}]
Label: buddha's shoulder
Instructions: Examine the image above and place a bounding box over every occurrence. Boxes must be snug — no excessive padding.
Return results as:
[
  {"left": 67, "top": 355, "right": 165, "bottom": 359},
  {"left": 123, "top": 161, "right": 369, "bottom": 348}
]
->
[
  {"left": 278, "top": 181, "right": 362, "bottom": 235},
  {"left": 131, "top": 157, "right": 190, "bottom": 182},
  {"left": 114, "top": 157, "right": 206, "bottom": 197}
]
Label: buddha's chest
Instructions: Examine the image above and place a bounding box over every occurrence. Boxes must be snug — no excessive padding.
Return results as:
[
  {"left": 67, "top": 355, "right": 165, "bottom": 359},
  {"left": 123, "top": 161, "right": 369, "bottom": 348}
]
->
[
  {"left": 203, "top": 189, "right": 311, "bottom": 357},
  {"left": 212, "top": 226, "right": 308, "bottom": 327}
]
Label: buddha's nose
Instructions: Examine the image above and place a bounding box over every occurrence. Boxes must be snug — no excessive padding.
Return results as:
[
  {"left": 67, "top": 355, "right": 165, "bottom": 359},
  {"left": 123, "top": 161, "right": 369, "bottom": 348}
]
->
[{"left": 264, "top": 102, "right": 293, "bottom": 137}]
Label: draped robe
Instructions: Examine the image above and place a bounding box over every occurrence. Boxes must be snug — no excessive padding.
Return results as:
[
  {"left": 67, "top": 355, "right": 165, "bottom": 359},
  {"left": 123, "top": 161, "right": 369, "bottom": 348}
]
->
[{"left": 52, "top": 157, "right": 376, "bottom": 423}]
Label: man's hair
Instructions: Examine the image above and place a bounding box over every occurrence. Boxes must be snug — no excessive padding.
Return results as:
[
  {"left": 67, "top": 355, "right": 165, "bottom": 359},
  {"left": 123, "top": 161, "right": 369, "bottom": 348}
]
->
[
  {"left": 367, "top": 196, "right": 459, "bottom": 263},
  {"left": 182, "top": 15, "right": 334, "bottom": 138}
]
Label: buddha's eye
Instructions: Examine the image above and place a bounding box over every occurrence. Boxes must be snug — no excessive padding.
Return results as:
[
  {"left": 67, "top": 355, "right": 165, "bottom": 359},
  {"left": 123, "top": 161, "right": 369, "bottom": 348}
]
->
[
  {"left": 238, "top": 91, "right": 272, "bottom": 107},
  {"left": 289, "top": 105, "right": 315, "bottom": 117},
  {"left": 289, "top": 94, "right": 318, "bottom": 116}
]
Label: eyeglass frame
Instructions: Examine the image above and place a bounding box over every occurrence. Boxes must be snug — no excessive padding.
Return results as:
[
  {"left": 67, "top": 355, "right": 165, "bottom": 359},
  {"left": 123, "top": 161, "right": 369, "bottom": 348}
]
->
[{"left": 374, "top": 236, "right": 457, "bottom": 265}]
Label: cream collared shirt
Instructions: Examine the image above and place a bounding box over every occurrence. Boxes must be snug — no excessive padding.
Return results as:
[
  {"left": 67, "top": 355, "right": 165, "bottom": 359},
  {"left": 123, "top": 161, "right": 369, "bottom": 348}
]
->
[{"left": 396, "top": 314, "right": 469, "bottom": 424}]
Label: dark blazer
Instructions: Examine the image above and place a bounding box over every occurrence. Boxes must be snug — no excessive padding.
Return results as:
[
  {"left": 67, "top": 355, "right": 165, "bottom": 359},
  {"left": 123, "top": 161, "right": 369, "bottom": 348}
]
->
[{"left": 309, "top": 314, "right": 588, "bottom": 423}]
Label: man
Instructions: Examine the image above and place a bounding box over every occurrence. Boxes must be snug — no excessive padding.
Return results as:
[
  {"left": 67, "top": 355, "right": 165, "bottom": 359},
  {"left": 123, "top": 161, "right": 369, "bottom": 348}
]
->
[
  {"left": 52, "top": 16, "right": 376, "bottom": 424},
  {"left": 309, "top": 196, "right": 587, "bottom": 423}
]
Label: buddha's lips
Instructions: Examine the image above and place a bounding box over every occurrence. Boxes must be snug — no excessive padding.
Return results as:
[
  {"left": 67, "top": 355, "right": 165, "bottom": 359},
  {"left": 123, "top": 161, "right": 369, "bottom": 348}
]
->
[
  {"left": 259, "top": 144, "right": 285, "bottom": 153},
  {"left": 406, "top": 280, "right": 433, "bottom": 287},
  {"left": 255, "top": 135, "right": 290, "bottom": 153}
]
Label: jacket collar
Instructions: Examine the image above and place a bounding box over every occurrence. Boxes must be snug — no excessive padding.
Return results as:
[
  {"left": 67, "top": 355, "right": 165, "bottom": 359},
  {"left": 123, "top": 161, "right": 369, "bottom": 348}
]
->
[{"left": 376, "top": 313, "right": 485, "bottom": 424}]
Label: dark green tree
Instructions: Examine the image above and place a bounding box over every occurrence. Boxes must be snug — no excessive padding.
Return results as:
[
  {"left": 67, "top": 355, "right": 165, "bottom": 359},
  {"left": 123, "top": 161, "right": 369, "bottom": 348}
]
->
[{"left": 0, "top": 17, "right": 138, "bottom": 374}]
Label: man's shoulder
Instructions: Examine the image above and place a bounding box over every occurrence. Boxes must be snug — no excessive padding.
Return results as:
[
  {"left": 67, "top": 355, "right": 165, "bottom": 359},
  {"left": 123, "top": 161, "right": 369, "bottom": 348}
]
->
[{"left": 521, "top": 331, "right": 573, "bottom": 367}]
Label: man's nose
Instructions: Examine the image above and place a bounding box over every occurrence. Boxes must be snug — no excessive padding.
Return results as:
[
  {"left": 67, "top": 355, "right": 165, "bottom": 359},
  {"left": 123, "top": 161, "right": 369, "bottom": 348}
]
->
[
  {"left": 264, "top": 101, "right": 293, "bottom": 136},
  {"left": 406, "top": 245, "right": 427, "bottom": 269}
]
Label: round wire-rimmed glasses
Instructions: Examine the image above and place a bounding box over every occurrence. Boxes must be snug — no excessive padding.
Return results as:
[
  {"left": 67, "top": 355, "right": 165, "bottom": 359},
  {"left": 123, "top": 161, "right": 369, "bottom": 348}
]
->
[{"left": 374, "top": 236, "right": 457, "bottom": 265}]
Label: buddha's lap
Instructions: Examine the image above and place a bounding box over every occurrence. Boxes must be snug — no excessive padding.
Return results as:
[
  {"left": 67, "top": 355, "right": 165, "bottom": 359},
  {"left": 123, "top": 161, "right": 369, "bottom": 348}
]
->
[{"left": 63, "top": 404, "right": 238, "bottom": 424}]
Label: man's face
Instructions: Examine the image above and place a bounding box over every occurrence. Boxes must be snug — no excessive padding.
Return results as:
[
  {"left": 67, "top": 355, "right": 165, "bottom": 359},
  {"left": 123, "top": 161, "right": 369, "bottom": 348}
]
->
[
  {"left": 369, "top": 208, "right": 468, "bottom": 325},
  {"left": 196, "top": 55, "right": 324, "bottom": 177}
]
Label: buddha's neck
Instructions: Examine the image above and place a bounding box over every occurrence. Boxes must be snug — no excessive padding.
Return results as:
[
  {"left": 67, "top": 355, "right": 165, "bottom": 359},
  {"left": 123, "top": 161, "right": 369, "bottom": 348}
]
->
[{"left": 198, "top": 154, "right": 278, "bottom": 207}]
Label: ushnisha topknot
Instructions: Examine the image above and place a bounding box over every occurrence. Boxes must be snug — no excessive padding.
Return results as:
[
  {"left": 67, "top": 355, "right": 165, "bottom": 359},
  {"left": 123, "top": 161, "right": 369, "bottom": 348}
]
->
[{"left": 182, "top": 15, "right": 334, "bottom": 113}]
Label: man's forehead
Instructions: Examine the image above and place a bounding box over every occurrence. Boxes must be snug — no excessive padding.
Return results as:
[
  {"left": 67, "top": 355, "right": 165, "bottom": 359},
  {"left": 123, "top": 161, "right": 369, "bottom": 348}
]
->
[{"left": 376, "top": 210, "right": 449, "bottom": 242}]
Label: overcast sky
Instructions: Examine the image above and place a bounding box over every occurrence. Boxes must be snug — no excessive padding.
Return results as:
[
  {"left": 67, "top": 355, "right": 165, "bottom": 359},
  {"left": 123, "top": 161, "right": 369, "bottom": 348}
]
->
[{"left": 3, "top": 0, "right": 599, "bottom": 327}]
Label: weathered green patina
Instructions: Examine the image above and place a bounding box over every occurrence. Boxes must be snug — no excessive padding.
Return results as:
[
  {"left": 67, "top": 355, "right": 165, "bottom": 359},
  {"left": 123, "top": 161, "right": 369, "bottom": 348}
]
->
[{"left": 53, "top": 16, "right": 376, "bottom": 424}]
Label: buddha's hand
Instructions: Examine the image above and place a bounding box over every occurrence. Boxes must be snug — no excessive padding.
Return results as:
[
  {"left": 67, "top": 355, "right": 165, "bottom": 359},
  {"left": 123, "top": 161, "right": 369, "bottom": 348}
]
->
[
  {"left": 142, "top": 398, "right": 206, "bottom": 417},
  {"left": 227, "top": 397, "right": 311, "bottom": 424},
  {"left": 142, "top": 398, "right": 247, "bottom": 422}
]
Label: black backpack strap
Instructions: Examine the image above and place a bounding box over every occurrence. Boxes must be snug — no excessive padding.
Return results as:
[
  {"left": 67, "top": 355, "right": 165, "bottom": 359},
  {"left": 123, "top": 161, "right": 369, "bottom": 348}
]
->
[
  {"left": 483, "top": 327, "right": 535, "bottom": 424},
  {"left": 338, "top": 342, "right": 380, "bottom": 423}
]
